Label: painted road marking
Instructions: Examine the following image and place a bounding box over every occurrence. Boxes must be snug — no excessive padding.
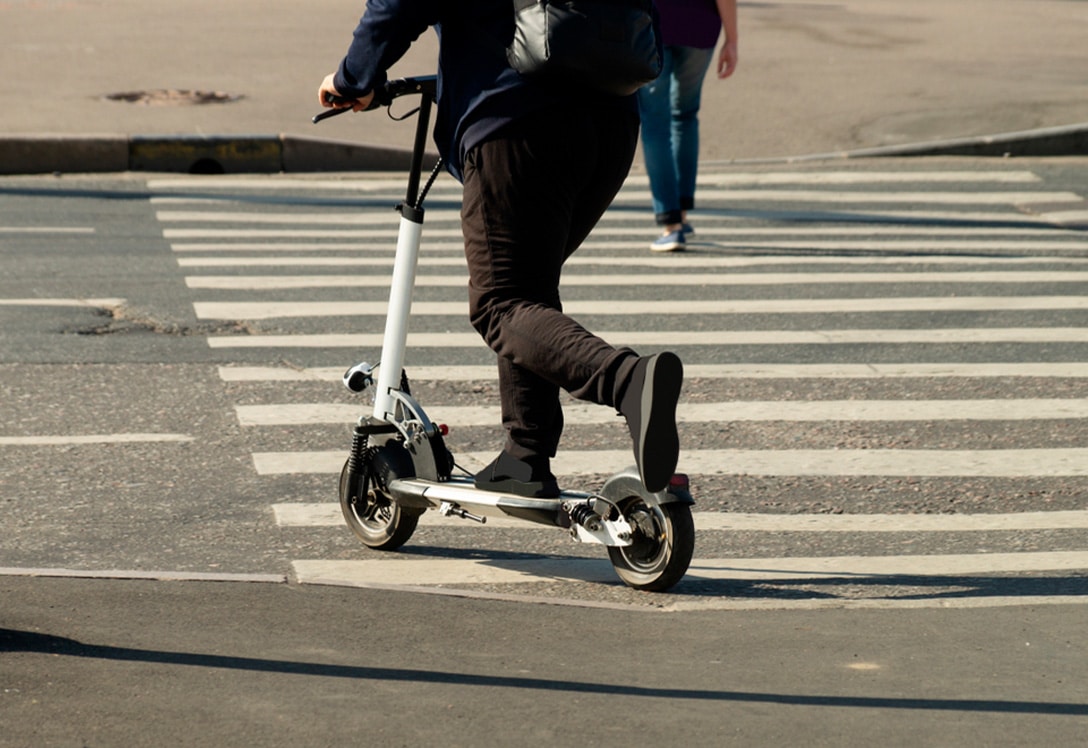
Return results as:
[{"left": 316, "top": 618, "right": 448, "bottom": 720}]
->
[
  {"left": 164, "top": 228, "right": 469, "bottom": 239},
  {"left": 609, "top": 190, "right": 1084, "bottom": 206},
  {"left": 684, "top": 171, "right": 1042, "bottom": 185},
  {"left": 253, "top": 448, "right": 1088, "bottom": 477},
  {"left": 273, "top": 503, "right": 1088, "bottom": 532},
  {"left": 154, "top": 186, "right": 1076, "bottom": 208},
  {"left": 160, "top": 207, "right": 1056, "bottom": 229},
  {"left": 161, "top": 210, "right": 1070, "bottom": 230},
  {"left": 206, "top": 328, "right": 1088, "bottom": 348},
  {"left": 193, "top": 297, "right": 1088, "bottom": 321},
  {"left": 0, "top": 227, "right": 95, "bottom": 234},
  {"left": 0, "top": 433, "right": 194, "bottom": 446},
  {"left": 167, "top": 223, "right": 1076, "bottom": 237},
  {"left": 145, "top": 171, "right": 1046, "bottom": 193},
  {"left": 292, "top": 551, "right": 1088, "bottom": 587},
  {"left": 1043, "top": 209, "right": 1088, "bottom": 226},
  {"left": 217, "top": 363, "right": 1088, "bottom": 382},
  {"left": 185, "top": 271, "right": 1088, "bottom": 290},
  {"left": 163, "top": 228, "right": 1088, "bottom": 251},
  {"left": 0, "top": 297, "right": 124, "bottom": 308},
  {"left": 580, "top": 239, "right": 1088, "bottom": 252},
  {"left": 169, "top": 230, "right": 1088, "bottom": 252},
  {"left": 159, "top": 209, "right": 1080, "bottom": 232},
  {"left": 235, "top": 399, "right": 1088, "bottom": 427},
  {"left": 176, "top": 254, "right": 1088, "bottom": 268}
]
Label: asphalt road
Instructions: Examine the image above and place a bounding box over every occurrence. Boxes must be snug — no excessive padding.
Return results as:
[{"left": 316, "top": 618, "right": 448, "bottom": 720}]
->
[{"left": 2, "top": 157, "right": 1088, "bottom": 745}]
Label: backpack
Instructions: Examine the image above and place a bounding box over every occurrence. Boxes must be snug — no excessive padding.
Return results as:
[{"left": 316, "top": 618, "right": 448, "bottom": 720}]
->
[{"left": 506, "top": 0, "right": 662, "bottom": 96}]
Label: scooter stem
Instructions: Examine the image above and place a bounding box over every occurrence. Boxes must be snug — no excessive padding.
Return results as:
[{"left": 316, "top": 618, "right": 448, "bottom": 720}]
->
[
  {"left": 371, "top": 90, "right": 434, "bottom": 424},
  {"left": 373, "top": 209, "right": 423, "bottom": 422}
]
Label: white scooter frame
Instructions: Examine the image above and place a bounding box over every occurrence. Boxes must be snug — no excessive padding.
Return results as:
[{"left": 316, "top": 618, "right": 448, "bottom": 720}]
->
[{"left": 315, "top": 76, "right": 695, "bottom": 591}]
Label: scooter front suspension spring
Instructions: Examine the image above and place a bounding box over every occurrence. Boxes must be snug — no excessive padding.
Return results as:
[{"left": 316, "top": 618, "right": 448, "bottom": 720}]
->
[
  {"left": 347, "top": 427, "right": 369, "bottom": 476},
  {"left": 345, "top": 426, "right": 378, "bottom": 504}
]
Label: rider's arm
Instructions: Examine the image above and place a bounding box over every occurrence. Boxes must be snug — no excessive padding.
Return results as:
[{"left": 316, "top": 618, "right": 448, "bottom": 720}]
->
[{"left": 331, "top": 0, "right": 439, "bottom": 102}]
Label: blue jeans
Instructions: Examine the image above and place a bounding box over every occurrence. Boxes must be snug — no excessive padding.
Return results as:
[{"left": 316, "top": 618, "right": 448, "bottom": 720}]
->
[{"left": 637, "top": 45, "right": 715, "bottom": 226}]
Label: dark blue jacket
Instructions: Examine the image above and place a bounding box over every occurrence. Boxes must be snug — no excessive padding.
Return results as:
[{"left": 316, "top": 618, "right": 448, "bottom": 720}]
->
[{"left": 333, "top": 0, "right": 633, "bottom": 182}]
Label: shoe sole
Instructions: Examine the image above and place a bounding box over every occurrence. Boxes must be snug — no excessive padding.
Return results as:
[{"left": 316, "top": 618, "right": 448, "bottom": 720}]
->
[
  {"left": 650, "top": 241, "right": 684, "bottom": 252},
  {"left": 635, "top": 352, "right": 683, "bottom": 492}
]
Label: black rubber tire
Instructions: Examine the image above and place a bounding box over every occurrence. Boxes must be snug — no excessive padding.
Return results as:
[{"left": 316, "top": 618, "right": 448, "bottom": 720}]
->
[
  {"left": 606, "top": 499, "right": 694, "bottom": 592},
  {"left": 338, "top": 458, "right": 420, "bottom": 551}
]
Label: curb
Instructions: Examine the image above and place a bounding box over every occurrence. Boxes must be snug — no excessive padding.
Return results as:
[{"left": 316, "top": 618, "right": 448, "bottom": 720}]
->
[
  {"left": 0, "top": 133, "right": 432, "bottom": 175},
  {"left": 860, "top": 122, "right": 1088, "bottom": 158},
  {"left": 721, "top": 122, "right": 1088, "bottom": 165},
  {"left": 0, "top": 567, "right": 287, "bottom": 584},
  {"left": 1, "top": 123, "right": 1086, "bottom": 176}
]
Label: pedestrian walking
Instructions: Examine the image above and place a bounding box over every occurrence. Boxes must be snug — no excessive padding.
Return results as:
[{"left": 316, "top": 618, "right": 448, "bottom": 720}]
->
[{"left": 638, "top": 0, "right": 739, "bottom": 251}]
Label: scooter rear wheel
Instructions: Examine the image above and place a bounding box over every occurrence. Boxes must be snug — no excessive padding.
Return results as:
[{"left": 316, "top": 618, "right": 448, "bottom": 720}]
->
[
  {"left": 339, "top": 456, "right": 420, "bottom": 551},
  {"left": 606, "top": 499, "right": 694, "bottom": 592}
]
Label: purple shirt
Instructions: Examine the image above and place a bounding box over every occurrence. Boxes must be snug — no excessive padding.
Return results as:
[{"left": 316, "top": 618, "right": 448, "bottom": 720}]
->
[{"left": 656, "top": 0, "right": 722, "bottom": 49}]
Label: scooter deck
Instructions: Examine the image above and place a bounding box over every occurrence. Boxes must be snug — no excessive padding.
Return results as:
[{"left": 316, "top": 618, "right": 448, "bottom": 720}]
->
[{"left": 387, "top": 474, "right": 592, "bottom": 526}]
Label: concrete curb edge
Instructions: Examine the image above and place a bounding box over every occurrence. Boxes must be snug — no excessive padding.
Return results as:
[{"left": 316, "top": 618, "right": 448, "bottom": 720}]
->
[
  {"left": 0, "top": 133, "right": 431, "bottom": 175},
  {"left": 2, "top": 122, "right": 1086, "bottom": 176},
  {"left": 712, "top": 122, "right": 1088, "bottom": 166}
]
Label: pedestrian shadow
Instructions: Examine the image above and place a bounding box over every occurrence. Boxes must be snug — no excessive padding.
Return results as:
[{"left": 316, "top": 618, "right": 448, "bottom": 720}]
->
[
  {"left": 682, "top": 206, "right": 1066, "bottom": 231},
  {"left": 2, "top": 628, "right": 1086, "bottom": 716},
  {"left": 675, "top": 240, "right": 1068, "bottom": 259}
]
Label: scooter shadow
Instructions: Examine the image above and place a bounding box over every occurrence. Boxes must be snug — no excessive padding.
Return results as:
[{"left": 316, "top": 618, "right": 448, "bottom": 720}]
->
[{"left": 391, "top": 546, "right": 1088, "bottom": 603}]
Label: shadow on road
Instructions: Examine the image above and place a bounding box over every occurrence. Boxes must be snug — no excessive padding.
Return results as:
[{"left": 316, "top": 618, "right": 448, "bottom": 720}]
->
[{"left": 3, "top": 627, "right": 1086, "bottom": 716}]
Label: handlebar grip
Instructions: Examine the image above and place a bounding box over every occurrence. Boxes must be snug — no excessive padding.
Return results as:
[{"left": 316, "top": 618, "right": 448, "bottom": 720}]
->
[
  {"left": 312, "top": 76, "right": 435, "bottom": 124},
  {"left": 312, "top": 91, "right": 385, "bottom": 124},
  {"left": 312, "top": 106, "right": 351, "bottom": 124}
]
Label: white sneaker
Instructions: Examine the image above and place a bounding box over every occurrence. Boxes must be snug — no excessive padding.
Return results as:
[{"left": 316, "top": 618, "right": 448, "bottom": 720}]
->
[{"left": 650, "top": 229, "right": 685, "bottom": 252}]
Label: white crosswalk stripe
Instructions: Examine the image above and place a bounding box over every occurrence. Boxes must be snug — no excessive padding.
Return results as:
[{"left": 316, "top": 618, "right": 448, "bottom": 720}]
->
[
  {"left": 236, "top": 399, "right": 1088, "bottom": 426},
  {"left": 251, "top": 448, "right": 1088, "bottom": 478},
  {"left": 272, "top": 505, "right": 1088, "bottom": 532},
  {"left": 218, "top": 363, "right": 1088, "bottom": 381},
  {"left": 155, "top": 165, "right": 1088, "bottom": 608},
  {"left": 0, "top": 226, "right": 95, "bottom": 234},
  {"left": 187, "top": 271, "right": 1088, "bottom": 290},
  {"left": 293, "top": 552, "right": 1088, "bottom": 586},
  {"left": 206, "top": 328, "right": 1088, "bottom": 349},
  {"left": 176, "top": 254, "right": 1088, "bottom": 268},
  {"left": 194, "top": 297, "right": 1088, "bottom": 320}
]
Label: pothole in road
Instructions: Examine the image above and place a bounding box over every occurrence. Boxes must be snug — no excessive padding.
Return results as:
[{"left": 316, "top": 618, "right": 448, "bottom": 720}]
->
[
  {"left": 102, "top": 90, "right": 244, "bottom": 106},
  {"left": 66, "top": 305, "right": 256, "bottom": 337}
]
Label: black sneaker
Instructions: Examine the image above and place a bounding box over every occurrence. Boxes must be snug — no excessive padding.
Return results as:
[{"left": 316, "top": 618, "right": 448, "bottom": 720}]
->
[
  {"left": 474, "top": 451, "right": 560, "bottom": 499},
  {"left": 619, "top": 352, "right": 683, "bottom": 493}
]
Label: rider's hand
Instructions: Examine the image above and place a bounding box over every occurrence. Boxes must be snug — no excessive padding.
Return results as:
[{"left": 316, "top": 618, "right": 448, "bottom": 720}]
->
[{"left": 318, "top": 73, "right": 375, "bottom": 112}]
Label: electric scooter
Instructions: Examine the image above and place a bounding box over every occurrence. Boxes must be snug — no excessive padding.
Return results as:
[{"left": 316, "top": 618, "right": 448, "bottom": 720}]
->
[{"left": 314, "top": 75, "right": 695, "bottom": 592}]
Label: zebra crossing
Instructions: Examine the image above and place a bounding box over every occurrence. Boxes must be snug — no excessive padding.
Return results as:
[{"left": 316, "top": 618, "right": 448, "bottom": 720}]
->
[{"left": 151, "top": 163, "right": 1088, "bottom": 609}]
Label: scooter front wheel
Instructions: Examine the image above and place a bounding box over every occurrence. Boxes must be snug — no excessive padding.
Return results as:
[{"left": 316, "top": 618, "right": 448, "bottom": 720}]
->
[
  {"left": 339, "top": 457, "right": 420, "bottom": 551},
  {"left": 607, "top": 498, "right": 694, "bottom": 592}
]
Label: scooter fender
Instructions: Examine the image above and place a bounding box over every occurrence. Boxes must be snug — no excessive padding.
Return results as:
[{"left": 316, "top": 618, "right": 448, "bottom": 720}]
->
[{"left": 599, "top": 466, "right": 695, "bottom": 506}]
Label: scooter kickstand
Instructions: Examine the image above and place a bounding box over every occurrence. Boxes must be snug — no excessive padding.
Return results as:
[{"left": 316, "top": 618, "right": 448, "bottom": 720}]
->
[{"left": 440, "top": 501, "right": 487, "bottom": 525}]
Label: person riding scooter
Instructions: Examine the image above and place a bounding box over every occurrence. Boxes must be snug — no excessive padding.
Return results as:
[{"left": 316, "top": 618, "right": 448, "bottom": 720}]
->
[{"left": 318, "top": 0, "right": 683, "bottom": 499}]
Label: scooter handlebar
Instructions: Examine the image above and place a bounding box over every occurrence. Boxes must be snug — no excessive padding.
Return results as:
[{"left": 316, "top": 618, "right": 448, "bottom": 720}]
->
[{"left": 312, "top": 76, "right": 437, "bottom": 124}]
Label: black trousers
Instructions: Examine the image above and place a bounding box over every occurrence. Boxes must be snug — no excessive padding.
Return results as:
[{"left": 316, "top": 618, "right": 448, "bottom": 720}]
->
[{"left": 461, "top": 103, "right": 641, "bottom": 461}]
